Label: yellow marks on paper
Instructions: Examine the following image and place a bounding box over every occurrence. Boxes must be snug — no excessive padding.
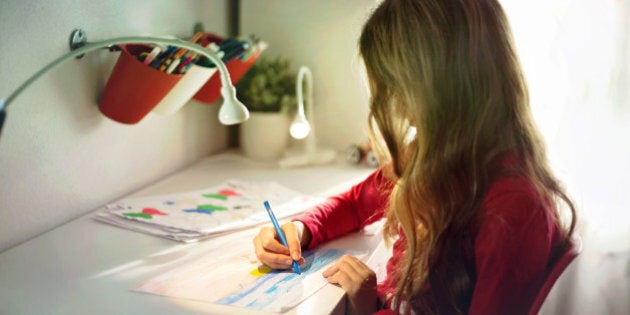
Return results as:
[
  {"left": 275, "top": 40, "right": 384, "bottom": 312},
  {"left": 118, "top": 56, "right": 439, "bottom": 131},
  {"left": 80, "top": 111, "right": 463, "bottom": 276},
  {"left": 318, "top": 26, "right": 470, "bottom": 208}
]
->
[{"left": 250, "top": 265, "right": 272, "bottom": 277}]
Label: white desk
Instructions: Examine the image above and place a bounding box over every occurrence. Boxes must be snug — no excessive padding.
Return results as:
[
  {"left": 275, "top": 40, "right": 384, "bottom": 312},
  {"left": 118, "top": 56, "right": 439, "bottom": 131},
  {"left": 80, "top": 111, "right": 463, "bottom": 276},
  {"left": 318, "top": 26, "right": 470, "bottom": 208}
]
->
[{"left": 0, "top": 152, "right": 385, "bottom": 315}]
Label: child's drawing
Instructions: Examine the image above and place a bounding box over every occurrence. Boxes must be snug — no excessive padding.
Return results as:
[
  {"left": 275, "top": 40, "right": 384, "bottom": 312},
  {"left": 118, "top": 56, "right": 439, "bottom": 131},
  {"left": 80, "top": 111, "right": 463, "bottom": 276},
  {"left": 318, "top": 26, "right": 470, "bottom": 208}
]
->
[
  {"left": 133, "top": 247, "right": 366, "bottom": 313},
  {"left": 102, "top": 180, "right": 319, "bottom": 236}
]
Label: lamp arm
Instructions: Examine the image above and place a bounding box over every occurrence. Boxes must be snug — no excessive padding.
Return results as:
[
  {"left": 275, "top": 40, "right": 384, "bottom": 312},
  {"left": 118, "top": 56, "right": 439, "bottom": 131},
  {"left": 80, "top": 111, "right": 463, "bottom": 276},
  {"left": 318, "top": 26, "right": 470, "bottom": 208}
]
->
[
  {"left": 3, "top": 36, "right": 233, "bottom": 110},
  {"left": 296, "top": 66, "right": 313, "bottom": 117},
  {"left": 297, "top": 66, "right": 316, "bottom": 152}
]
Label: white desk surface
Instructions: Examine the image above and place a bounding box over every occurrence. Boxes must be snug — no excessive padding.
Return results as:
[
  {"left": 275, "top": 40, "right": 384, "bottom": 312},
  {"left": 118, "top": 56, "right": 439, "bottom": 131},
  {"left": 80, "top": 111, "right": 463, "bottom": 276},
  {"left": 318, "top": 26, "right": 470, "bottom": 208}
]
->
[{"left": 0, "top": 152, "right": 384, "bottom": 315}]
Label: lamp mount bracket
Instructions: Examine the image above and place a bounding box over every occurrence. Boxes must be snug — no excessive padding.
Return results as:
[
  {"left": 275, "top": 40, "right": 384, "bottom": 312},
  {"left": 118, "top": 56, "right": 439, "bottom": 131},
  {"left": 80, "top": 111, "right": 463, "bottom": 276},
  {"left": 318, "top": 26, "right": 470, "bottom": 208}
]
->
[{"left": 69, "top": 29, "right": 87, "bottom": 59}]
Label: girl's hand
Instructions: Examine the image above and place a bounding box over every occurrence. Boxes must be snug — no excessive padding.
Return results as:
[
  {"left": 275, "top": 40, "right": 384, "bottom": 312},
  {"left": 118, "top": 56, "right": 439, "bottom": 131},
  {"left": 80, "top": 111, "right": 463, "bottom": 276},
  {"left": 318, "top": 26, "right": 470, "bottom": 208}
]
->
[
  {"left": 253, "top": 221, "right": 309, "bottom": 269},
  {"left": 322, "top": 254, "right": 378, "bottom": 315}
]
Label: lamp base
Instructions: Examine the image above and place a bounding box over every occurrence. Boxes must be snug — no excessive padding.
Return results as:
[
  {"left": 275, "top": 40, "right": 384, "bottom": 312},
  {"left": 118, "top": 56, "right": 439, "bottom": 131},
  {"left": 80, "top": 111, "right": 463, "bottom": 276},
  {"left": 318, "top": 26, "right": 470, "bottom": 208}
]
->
[{"left": 279, "top": 147, "right": 337, "bottom": 168}]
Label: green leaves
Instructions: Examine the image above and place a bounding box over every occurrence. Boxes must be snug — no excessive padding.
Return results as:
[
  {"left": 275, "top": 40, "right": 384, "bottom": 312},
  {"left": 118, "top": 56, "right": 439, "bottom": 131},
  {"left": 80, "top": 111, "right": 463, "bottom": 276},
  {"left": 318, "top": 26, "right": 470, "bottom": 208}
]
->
[{"left": 236, "top": 56, "right": 297, "bottom": 113}]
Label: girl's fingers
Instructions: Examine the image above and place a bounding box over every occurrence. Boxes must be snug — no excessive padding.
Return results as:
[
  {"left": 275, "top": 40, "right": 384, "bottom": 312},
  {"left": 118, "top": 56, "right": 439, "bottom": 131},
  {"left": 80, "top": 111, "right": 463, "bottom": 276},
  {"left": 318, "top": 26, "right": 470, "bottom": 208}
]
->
[
  {"left": 322, "top": 255, "right": 377, "bottom": 296},
  {"left": 253, "top": 225, "right": 306, "bottom": 269},
  {"left": 337, "top": 256, "right": 366, "bottom": 283},
  {"left": 326, "top": 268, "right": 351, "bottom": 286},
  {"left": 324, "top": 255, "right": 362, "bottom": 277},
  {"left": 259, "top": 226, "right": 290, "bottom": 255},
  {"left": 322, "top": 263, "right": 340, "bottom": 278},
  {"left": 254, "top": 237, "right": 293, "bottom": 269},
  {"left": 281, "top": 222, "right": 302, "bottom": 261}
]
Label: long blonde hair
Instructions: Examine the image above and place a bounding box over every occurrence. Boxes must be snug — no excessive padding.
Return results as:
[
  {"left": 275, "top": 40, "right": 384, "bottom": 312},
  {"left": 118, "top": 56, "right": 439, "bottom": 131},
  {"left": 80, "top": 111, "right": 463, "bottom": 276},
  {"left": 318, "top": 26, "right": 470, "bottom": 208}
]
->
[{"left": 360, "top": 0, "right": 577, "bottom": 313}]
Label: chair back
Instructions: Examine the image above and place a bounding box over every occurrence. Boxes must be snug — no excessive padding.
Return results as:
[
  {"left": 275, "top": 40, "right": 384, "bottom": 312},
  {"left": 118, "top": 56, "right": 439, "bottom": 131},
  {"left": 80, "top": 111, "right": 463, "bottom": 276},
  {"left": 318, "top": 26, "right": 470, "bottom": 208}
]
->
[{"left": 528, "top": 235, "right": 582, "bottom": 315}]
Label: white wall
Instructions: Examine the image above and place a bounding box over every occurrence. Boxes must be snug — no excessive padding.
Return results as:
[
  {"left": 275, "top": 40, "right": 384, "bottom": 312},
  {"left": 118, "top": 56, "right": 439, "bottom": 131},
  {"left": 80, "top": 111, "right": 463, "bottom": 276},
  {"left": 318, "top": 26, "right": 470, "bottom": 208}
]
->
[
  {"left": 240, "top": 0, "right": 378, "bottom": 151},
  {"left": 0, "top": 0, "right": 231, "bottom": 252}
]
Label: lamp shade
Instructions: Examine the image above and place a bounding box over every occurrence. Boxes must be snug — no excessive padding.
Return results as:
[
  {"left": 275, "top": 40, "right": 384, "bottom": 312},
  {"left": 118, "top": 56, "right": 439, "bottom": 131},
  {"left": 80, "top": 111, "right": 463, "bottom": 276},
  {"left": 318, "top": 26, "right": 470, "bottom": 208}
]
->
[
  {"left": 290, "top": 113, "right": 310, "bottom": 139},
  {"left": 219, "top": 84, "right": 250, "bottom": 125}
]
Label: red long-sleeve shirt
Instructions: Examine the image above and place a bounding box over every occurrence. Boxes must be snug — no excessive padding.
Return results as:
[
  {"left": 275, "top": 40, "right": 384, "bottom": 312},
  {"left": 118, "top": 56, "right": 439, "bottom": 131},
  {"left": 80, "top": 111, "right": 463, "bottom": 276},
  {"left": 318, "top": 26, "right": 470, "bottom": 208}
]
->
[{"left": 294, "top": 161, "right": 563, "bottom": 314}]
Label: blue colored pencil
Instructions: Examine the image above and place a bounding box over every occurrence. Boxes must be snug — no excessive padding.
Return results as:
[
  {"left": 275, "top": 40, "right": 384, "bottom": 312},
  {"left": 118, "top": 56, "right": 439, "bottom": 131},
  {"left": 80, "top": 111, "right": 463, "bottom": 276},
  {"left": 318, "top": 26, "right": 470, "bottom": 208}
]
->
[{"left": 263, "top": 200, "right": 301, "bottom": 275}]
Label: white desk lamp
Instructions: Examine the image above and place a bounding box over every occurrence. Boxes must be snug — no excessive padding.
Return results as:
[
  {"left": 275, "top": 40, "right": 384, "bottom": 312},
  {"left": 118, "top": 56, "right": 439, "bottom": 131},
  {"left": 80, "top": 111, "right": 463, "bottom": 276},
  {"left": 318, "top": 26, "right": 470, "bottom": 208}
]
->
[
  {"left": 279, "top": 66, "right": 337, "bottom": 168},
  {"left": 0, "top": 30, "right": 250, "bottom": 139}
]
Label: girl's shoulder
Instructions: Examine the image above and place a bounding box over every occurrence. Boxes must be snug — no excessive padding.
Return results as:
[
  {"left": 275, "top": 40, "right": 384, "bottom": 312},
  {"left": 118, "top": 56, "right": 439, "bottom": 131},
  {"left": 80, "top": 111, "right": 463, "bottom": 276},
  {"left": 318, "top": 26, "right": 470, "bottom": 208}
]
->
[
  {"left": 479, "top": 154, "right": 553, "bottom": 227},
  {"left": 483, "top": 152, "right": 543, "bottom": 205}
]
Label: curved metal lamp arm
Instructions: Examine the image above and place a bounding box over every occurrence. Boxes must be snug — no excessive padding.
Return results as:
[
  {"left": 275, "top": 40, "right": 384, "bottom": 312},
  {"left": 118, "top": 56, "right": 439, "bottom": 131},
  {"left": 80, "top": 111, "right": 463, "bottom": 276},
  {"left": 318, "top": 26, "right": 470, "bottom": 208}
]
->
[
  {"left": 297, "top": 66, "right": 316, "bottom": 152},
  {"left": 0, "top": 35, "right": 250, "bottom": 137},
  {"left": 290, "top": 66, "right": 312, "bottom": 140}
]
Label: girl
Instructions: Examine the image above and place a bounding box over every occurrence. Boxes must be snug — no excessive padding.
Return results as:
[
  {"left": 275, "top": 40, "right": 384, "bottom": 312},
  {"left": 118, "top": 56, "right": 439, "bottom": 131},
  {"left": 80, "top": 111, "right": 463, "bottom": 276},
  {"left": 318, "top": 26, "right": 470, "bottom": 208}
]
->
[{"left": 253, "top": 0, "right": 577, "bottom": 314}]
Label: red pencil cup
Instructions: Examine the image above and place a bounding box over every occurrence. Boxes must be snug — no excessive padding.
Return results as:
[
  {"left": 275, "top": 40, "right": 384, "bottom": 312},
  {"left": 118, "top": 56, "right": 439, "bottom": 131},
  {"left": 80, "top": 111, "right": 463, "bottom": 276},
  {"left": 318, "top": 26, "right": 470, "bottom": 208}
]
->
[
  {"left": 99, "top": 44, "right": 183, "bottom": 124},
  {"left": 192, "top": 33, "right": 262, "bottom": 104}
]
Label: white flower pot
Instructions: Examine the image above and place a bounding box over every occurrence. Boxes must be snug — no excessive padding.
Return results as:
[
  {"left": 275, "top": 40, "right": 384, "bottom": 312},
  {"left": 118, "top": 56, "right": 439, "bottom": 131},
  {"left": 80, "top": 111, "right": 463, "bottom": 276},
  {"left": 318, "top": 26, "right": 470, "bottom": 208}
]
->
[{"left": 240, "top": 112, "right": 290, "bottom": 161}]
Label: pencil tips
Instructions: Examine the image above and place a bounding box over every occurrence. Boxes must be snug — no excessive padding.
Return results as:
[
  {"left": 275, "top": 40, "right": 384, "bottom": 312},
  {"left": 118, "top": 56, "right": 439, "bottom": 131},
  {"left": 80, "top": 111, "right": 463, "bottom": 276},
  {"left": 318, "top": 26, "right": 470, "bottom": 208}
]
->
[{"left": 292, "top": 261, "right": 302, "bottom": 275}]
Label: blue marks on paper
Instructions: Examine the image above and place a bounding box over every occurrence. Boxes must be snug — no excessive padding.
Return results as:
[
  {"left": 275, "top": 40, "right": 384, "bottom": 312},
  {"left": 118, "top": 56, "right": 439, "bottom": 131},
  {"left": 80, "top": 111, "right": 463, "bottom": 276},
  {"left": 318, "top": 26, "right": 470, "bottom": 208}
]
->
[
  {"left": 183, "top": 208, "right": 213, "bottom": 215},
  {"left": 183, "top": 204, "right": 229, "bottom": 215},
  {"left": 215, "top": 248, "right": 350, "bottom": 311}
]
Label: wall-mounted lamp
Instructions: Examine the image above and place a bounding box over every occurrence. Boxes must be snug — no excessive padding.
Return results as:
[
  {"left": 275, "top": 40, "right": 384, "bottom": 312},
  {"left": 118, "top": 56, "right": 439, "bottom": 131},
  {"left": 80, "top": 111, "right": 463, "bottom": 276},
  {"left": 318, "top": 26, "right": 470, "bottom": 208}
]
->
[
  {"left": 0, "top": 30, "right": 250, "bottom": 139},
  {"left": 289, "top": 67, "right": 312, "bottom": 140},
  {"left": 279, "top": 66, "right": 336, "bottom": 168}
]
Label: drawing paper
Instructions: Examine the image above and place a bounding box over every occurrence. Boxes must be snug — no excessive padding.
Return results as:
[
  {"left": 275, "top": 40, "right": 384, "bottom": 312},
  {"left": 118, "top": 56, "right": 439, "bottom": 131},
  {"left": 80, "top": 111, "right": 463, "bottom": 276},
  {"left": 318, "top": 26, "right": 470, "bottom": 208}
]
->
[
  {"left": 94, "top": 180, "right": 322, "bottom": 242},
  {"left": 134, "top": 247, "right": 366, "bottom": 313}
]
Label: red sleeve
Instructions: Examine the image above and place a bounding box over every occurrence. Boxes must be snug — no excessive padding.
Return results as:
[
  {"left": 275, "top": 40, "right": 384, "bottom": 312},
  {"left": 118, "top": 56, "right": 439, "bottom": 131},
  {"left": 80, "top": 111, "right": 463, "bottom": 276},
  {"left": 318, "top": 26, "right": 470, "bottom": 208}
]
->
[
  {"left": 293, "top": 168, "right": 393, "bottom": 249},
  {"left": 469, "top": 180, "right": 558, "bottom": 315}
]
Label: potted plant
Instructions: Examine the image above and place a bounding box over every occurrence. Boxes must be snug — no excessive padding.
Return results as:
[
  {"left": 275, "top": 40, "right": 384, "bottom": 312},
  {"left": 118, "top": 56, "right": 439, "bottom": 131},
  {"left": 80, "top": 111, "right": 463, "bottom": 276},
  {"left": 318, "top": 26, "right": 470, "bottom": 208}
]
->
[
  {"left": 236, "top": 56, "right": 297, "bottom": 161},
  {"left": 236, "top": 56, "right": 297, "bottom": 113}
]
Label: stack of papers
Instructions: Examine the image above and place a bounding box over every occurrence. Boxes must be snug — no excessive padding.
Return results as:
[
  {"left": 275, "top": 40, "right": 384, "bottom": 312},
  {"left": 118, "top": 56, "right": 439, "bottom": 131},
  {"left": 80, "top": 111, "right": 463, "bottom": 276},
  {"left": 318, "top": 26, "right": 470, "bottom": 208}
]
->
[{"left": 94, "top": 180, "right": 323, "bottom": 242}]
